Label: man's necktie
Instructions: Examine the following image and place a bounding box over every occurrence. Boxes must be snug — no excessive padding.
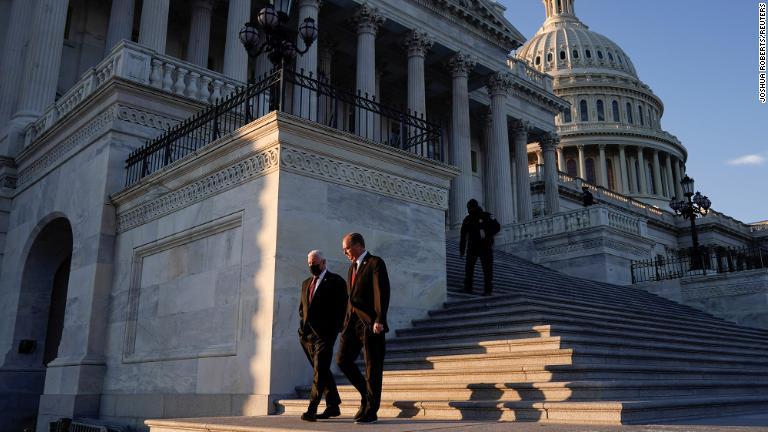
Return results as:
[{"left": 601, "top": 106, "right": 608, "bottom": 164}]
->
[
  {"left": 308, "top": 277, "right": 318, "bottom": 302},
  {"left": 351, "top": 263, "right": 357, "bottom": 288}
]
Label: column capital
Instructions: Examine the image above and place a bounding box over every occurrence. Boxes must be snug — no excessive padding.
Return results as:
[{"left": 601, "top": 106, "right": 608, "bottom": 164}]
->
[
  {"left": 354, "top": 3, "right": 385, "bottom": 35},
  {"left": 510, "top": 120, "right": 533, "bottom": 134},
  {"left": 486, "top": 72, "right": 512, "bottom": 95},
  {"left": 577, "top": 144, "right": 585, "bottom": 151},
  {"left": 540, "top": 136, "right": 560, "bottom": 152},
  {"left": 193, "top": 0, "right": 215, "bottom": 10},
  {"left": 298, "top": 0, "right": 322, "bottom": 8},
  {"left": 598, "top": 143, "right": 606, "bottom": 150},
  {"left": 446, "top": 52, "right": 475, "bottom": 78},
  {"left": 652, "top": 148, "right": 659, "bottom": 155},
  {"left": 403, "top": 30, "right": 433, "bottom": 57}
]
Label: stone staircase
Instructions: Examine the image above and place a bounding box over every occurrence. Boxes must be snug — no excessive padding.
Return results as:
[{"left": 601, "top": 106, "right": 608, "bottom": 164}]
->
[{"left": 275, "top": 241, "right": 768, "bottom": 424}]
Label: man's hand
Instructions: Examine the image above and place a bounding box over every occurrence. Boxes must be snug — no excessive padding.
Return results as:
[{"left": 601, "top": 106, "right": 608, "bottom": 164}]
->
[{"left": 373, "top": 322, "right": 384, "bottom": 334}]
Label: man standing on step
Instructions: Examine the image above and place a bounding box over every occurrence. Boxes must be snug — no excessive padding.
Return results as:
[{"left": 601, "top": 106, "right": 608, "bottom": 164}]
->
[
  {"left": 460, "top": 199, "right": 500, "bottom": 296},
  {"left": 337, "top": 233, "right": 390, "bottom": 424},
  {"left": 298, "top": 250, "right": 349, "bottom": 422}
]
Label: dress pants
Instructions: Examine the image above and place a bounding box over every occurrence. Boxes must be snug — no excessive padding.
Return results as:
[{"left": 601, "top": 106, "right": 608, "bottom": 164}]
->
[
  {"left": 336, "top": 314, "right": 386, "bottom": 416},
  {"left": 300, "top": 334, "right": 341, "bottom": 412},
  {"left": 464, "top": 249, "right": 493, "bottom": 294}
]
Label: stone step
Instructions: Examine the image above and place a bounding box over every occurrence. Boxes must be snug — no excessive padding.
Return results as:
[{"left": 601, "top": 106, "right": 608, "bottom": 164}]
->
[
  {"left": 275, "top": 395, "right": 768, "bottom": 424},
  {"left": 432, "top": 294, "right": 764, "bottom": 336},
  {"left": 294, "top": 379, "right": 768, "bottom": 402}
]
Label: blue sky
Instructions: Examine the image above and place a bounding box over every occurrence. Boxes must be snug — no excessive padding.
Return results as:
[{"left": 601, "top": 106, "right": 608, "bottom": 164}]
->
[{"left": 499, "top": 0, "right": 767, "bottom": 223}]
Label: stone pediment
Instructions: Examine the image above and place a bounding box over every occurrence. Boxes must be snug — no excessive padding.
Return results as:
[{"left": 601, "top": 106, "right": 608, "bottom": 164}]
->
[{"left": 414, "top": 0, "right": 526, "bottom": 51}]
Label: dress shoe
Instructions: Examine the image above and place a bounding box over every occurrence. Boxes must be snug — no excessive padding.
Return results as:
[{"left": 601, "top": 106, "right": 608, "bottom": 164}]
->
[
  {"left": 316, "top": 406, "right": 341, "bottom": 419},
  {"left": 355, "top": 414, "right": 378, "bottom": 424},
  {"left": 354, "top": 399, "right": 368, "bottom": 420},
  {"left": 300, "top": 412, "right": 317, "bottom": 422}
]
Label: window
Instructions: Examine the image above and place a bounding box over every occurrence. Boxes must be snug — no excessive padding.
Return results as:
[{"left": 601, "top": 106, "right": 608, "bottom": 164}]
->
[
  {"left": 648, "top": 108, "right": 653, "bottom": 127},
  {"left": 566, "top": 159, "right": 578, "bottom": 177},
  {"left": 597, "top": 50, "right": 604, "bottom": 59},
  {"left": 586, "top": 49, "right": 592, "bottom": 58},
  {"left": 580, "top": 100, "right": 589, "bottom": 121},
  {"left": 547, "top": 52, "right": 553, "bottom": 62},
  {"left": 626, "top": 102, "right": 633, "bottom": 123},
  {"left": 608, "top": 52, "right": 614, "bottom": 62},
  {"left": 596, "top": 99, "right": 605, "bottom": 121},
  {"left": 560, "top": 50, "right": 566, "bottom": 60},
  {"left": 562, "top": 108, "right": 572, "bottom": 123},
  {"left": 638, "top": 105, "right": 644, "bottom": 125},
  {"left": 647, "top": 163, "right": 655, "bottom": 194},
  {"left": 471, "top": 150, "right": 478, "bottom": 173},
  {"left": 585, "top": 158, "right": 596, "bottom": 183},
  {"left": 535, "top": 56, "right": 541, "bottom": 65},
  {"left": 618, "top": 55, "right": 623, "bottom": 64},
  {"left": 612, "top": 100, "right": 620, "bottom": 122},
  {"left": 573, "top": 49, "right": 579, "bottom": 59},
  {"left": 607, "top": 160, "right": 615, "bottom": 190}
]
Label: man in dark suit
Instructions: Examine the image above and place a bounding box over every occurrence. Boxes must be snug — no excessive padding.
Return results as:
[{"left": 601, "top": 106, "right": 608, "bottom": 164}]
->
[
  {"left": 336, "top": 233, "right": 390, "bottom": 424},
  {"left": 298, "top": 250, "right": 348, "bottom": 422},
  {"left": 460, "top": 199, "right": 500, "bottom": 296}
]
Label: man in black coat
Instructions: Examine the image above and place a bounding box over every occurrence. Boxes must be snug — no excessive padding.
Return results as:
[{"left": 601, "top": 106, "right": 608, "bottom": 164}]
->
[
  {"left": 336, "top": 233, "right": 390, "bottom": 424},
  {"left": 298, "top": 250, "right": 348, "bottom": 422},
  {"left": 460, "top": 199, "right": 499, "bottom": 296}
]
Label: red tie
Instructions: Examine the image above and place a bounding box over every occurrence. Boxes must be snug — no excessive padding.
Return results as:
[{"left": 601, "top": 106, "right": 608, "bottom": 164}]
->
[
  {"left": 351, "top": 264, "right": 357, "bottom": 288},
  {"left": 309, "top": 277, "right": 318, "bottom": 302}
]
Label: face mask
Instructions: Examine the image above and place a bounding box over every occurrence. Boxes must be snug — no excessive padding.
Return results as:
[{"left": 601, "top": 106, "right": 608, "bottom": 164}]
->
[{"left": 309, "top": 264, "right": 322, "bottom": 276}]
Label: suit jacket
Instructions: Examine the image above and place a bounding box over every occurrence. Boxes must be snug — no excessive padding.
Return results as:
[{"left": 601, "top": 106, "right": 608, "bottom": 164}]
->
[
  {"left": 345, "top": 253, "right": 391, "bottom": 332},
  {"left": 298, "top": 271, "right": 348, "bottom": 341}
]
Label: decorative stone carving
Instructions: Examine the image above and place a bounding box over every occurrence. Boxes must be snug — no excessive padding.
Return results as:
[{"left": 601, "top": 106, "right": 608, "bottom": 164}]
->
[
  {"left": 446, "top": 52, "right": 475, "bottom": 78},
  {"left": 403, "top": 30, "right": 433, "bottom": 57},
  {"left": 486, "top": 72, "right": 513, "bottom": 95},
  {"left": 353, "top": 3, "right": 385, "bottom": 35}
]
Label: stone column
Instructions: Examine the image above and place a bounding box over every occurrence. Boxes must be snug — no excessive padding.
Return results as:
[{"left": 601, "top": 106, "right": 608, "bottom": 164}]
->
[
  {"left": 138, "top": 0, "right": 170, "bottom": 53},
  {"left": 618, "top": 144, "right": 629, "bottom": 194},
  {"left": 404, "top": 30, "right": 432, "bottom": 119},
  {"left": 556, "top": 147, "right": 565, "bottom": 171},
  {"left": 223, "top": 0, "right": 251, "bottom": 81},
  {"left": 598, "top": 144, "right": 608, "bottom": 187},
  {"left": 536, "top": 151, "right": 543, "bottom": 166},
  {"left": 541, "top": 136, "right": 561, "bottom": 215},
  {"left": 577, "top": 144, "right": 586, "bottom": 179},
  {"left": 637, "top": 147, "right": 648, "bottom": 194},
  {"left": 104, "top": 0, "right": 135, "bottom": 56},
  {"left": 294, "top": 0, "right": 321, "bottom": 120},
  {"left": 7, "top": 0, "right": 70, "bottom": 155},
  {"left": 673, "top": 157, "right": 684, "bottom": 199},
  {"left": 186, "top": 0, "right": 213, "bottom": 68},
  {"left": 482, "top": 109, "right": 494, "bottom": 213},
  {"left": 447, "top": 53, "right": 475, "bottom": 229},
  {"left": 354, "top": 4, "right": 384, "bottom": 140},
  {"left": 664, "top": 153, "right": 675, "bottom": 198},
  {"left": 512, "top": 121, "right": 532, "bottom": 222},
  {"left": 652, "top": 149, "right": 663, "bottom": 197},
  {"left": 628, "top": 154, "right": 638, "bottom": 194},
  {"left": 485, "top": 73, "right": 515, "bottom": 225},
  {"left": 0, "top": 0, "right": 36, "bottom": 130}
]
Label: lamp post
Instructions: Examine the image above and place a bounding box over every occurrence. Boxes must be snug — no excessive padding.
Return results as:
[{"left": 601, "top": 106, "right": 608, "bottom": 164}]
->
[
  {"left": 238, "top": 0, "right": 319, "bottom": 117},
  {"left": 669, "top": 175, "right": 712, "bottom": 267}
]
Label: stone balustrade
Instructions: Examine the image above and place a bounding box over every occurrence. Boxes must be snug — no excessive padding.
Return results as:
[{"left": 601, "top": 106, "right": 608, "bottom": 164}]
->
[
  {"left": 502, "top": 204, "right": 645, "bottom": 243},
  {"left": 506, "top": 56, "right": 554, "bottom": 93},
  {"left": 557, "top": 122, "right": 682, "bottom": 147},
  {"left": 24, "top": 40, "right": 243, "bottom": 146}
]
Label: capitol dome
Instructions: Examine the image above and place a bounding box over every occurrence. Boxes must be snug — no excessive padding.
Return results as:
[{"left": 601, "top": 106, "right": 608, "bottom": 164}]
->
[{"left": 516, "top": 0, "right": 687, "bottom": 209}]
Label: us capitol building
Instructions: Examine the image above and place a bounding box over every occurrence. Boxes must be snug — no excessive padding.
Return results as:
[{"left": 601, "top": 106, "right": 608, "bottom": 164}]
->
[{"left": 0, "top": 0, "right": 765, "bottom": 430}]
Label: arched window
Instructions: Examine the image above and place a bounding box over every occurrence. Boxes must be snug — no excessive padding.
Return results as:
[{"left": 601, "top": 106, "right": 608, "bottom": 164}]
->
[
  {"left": 648, "top": 108, "right": 653, "bottom": 127},
  {"left": 597, "top": 50, "right": 604, "bottom": 59},
  {"left": 608, "top": 52, "right": 614, "bottom": 62},
  {"left": 638, "top": 105, "right": 644, "bottom": 125},
  {"left": 626, "top": 102, "right": 633, "bottom": 123},
  {"left": 606, "top": 159, "right": 615, "bottom": 190},
  {"left": 562, "top": 108, "right": 572, "bottom": 123},
  {"left": 535, "top": 56, "right": 541, "bottom": 65},
  {"left": 547, "top": 52, "right": 553, "bottom": 62},
  {"left": 572, "top": 49, "right": 579, "bottom": 59},
  {"left": 560, "top": 50, "right": 566, "bottom": 60},
  {"left": 647, "top": 163, "right": 655, "bottom": 194},
  {"left": 586, "top": 49, "right": 592, "bottom": 58},
  {"left": 596, "top": 99, "right": 605, "bottom": 121},
  {"left": 585, "top": 158, "right": 596, "bottom": 183},
  {"left": 556, "top": 0, "right": 562, "bottom": 13},
  {"left": 580, "top": 100, "right": 589, "bottom": 121},
  {"left": 612, "top": 100, "right": 620, "bottom": 122},
  {"left": 618, "top": 55, "right": 623, "bottom": 64},
  {"left": 566, "top": 159, "right": 577, "bottom": 177}
]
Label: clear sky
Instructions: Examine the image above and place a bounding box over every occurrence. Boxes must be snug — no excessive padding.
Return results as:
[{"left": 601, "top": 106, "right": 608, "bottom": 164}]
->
[{"left": 499, "top": 0, "right": 767, "bottom": 223}]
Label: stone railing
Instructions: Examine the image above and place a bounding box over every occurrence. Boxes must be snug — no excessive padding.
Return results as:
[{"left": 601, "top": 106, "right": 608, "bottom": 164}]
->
[
  {"left": 557, "top": 122, "right": 682, "bottom": 146},
  {"left": 506, "top": 56, "right": 554, "bottom": 93},
  {"left": 25, "top": 40, "right": 242, "bottom": 146},
  {"left": 502, "top": 204, "right": 645, "bottom": 243}
]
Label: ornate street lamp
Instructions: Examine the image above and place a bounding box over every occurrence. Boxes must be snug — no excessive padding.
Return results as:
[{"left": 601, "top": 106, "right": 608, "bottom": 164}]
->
[
  {"left": 239, "top": 0, "right": 319, "bottom": 67},
  {"left": 669, "top": 175, "right": 711, "bottom": 267}
]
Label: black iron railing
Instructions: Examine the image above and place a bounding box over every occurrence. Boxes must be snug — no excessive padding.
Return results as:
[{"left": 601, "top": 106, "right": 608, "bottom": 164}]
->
[
  {"left": 631, "top": 245, "right": 768, "bottom": 283},
  {"left": 124, "top": 67, "right": 444, "bottom": 186}
]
